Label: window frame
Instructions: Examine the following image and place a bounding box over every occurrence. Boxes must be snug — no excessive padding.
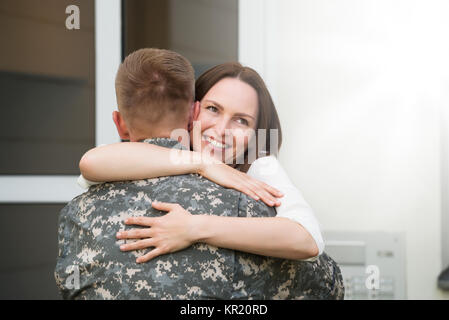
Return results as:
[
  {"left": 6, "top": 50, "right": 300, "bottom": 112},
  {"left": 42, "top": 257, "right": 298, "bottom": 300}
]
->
[{"left": 0, "top": 0, "right": 122, "bottom": 203}]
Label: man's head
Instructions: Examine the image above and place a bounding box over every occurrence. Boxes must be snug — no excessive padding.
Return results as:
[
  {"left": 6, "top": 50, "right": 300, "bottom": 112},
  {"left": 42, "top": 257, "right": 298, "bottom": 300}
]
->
[{"left": 113, "top": 48, "right": 195, "bottom": 141}]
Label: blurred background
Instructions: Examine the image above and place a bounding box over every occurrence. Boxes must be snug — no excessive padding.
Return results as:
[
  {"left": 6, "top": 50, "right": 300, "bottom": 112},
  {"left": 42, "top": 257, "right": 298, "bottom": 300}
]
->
[{"left": 0, "top": 0, "right": 448, "bottom": 299}]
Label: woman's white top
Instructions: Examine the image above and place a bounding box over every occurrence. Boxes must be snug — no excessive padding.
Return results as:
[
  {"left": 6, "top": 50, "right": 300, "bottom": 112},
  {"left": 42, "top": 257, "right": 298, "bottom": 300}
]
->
[
  {"left": 77, "top": 155, "right": 324, "bottom": 261},
  {"left": 246, "top": 156, "right": 324, "bottom": 261}
]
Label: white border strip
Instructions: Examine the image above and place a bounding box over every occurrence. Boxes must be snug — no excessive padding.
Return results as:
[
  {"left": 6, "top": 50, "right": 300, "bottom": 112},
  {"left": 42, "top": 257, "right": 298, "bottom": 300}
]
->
[
  {"left": 95, "top": 0, "right": 122, "bottom": 146},
  {"left": 441, "top": 83, "right": 449, "bottom": 269},
  {"left": 238, "top": 0, "right": 278, "bottom": 104},
  {"left": 0, "top": 176, "right": 85, "bottom": 203},
  {"left": 238, "top": 0, "right": 267, "bottom": 79}
]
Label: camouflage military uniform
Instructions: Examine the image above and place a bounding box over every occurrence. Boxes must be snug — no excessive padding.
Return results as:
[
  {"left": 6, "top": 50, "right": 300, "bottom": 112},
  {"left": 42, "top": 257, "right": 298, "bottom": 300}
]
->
[{"left": 55, "top": 138, "right": 344, "bottom": 300}]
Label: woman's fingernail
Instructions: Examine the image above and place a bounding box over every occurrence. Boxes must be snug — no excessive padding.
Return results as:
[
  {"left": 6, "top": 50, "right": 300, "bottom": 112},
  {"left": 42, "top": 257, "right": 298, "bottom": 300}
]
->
[
  {"left": 120, "top": 245, "right": 126, "bottom": 250},
  {"left": 116, "top": 232, "right": 122, "bottom": 237}
]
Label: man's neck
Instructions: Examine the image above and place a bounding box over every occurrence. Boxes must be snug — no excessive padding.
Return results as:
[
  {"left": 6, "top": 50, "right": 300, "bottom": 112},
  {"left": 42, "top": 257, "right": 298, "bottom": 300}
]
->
[
  {"left": 130, "top": 131, "right": 189, "bottom": 149},
  {"left": 130, "top": 134, "right": 171, "bottom": 142}
]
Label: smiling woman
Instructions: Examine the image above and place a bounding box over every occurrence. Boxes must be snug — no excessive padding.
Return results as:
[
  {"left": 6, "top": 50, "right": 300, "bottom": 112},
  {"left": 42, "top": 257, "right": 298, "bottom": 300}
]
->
[{"left": 193, "top": 62, "right": 282, "bottom": 173}]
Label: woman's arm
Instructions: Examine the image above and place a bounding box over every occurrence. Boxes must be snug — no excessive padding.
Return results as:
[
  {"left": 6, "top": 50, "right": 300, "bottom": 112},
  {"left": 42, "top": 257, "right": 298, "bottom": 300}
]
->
[
  {"left": 117, "top": 201, "right": 319, "bottom": 263},
  {"left": 248, "top": 156, "right": 324, "bottom": 260},
  {"left": 79, "top": 142, "right": 283, "bottom": 206},
  {"left": 193, "top": 215, "right": 319, "bottom": 260},
  {"left": 116, "top": 156, "right": 323, "bottom": 263},
  {"left": 79, "top": 142, "right": 202, "bottom": 182},
  {"left": 246, "top": 156, "right": 325, "bottom": 258}
]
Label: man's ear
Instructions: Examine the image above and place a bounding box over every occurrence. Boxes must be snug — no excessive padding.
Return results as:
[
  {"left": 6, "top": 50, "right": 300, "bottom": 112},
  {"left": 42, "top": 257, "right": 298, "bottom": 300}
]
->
[
  {"left": 193, "top": 101, "right": 201, "bottom": 120},
  {"left": 188, "top": 101, "right": 201, "bottom": 131},
  {"left": 112, "top": 111, "right": 130, "bottom": 140}
]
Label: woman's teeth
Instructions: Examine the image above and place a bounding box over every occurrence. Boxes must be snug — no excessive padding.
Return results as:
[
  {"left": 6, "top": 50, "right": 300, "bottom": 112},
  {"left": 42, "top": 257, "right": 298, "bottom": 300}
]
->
[{"left": 204, "top": 136, "right": 230, "bottom": 149}]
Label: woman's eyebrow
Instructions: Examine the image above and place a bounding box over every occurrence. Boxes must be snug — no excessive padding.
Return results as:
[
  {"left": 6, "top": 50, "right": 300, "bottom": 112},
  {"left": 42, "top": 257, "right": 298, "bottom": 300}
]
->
[
  {"left": 234, "top": 112, "right": 255, "bottom": 120},
  {"left": 204, "top": 99, "right": 224, "bottom": 110},
  {"left": 204, "top": 99, "right": 256, "bottom": 120}
]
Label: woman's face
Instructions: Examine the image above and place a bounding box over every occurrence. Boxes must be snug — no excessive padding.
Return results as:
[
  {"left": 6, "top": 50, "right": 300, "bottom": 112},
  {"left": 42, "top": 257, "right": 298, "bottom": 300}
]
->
[{"left": 191, "top": 77, "right": 258, "bottom": 163}]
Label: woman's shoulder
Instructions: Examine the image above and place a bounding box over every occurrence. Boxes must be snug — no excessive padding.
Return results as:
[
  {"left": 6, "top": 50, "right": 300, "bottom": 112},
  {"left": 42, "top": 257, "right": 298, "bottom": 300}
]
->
[{"left": 247, "top": 155, "right": 282, "bottom": 179}]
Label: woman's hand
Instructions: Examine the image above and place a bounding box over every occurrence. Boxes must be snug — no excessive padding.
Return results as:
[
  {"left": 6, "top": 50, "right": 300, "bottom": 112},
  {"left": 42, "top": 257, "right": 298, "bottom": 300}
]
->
[
  {"left": 116, "top": 201, "right": 198, "bottom": 263},
  {"left": 198, "top": 161, "right": 283, "bottom": 207}
]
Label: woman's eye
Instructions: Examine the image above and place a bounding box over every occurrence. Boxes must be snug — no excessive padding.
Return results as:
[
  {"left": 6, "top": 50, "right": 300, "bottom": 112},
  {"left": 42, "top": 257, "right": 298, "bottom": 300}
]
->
[
  {"left": 206, "top": 106, "right": 218, "bottom": 113},
  {"left": 236, "top": 118, "right": 249, "bottom": 126}
]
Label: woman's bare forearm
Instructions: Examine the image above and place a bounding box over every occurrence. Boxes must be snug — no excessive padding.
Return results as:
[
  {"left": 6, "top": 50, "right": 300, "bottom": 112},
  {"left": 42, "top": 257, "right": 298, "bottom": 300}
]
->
[
  {"left": 79, "top": 142, "right": 203, "bottom": 182},
  {"left": 191, "top": 215, "right": 319, "bottom": 260}
]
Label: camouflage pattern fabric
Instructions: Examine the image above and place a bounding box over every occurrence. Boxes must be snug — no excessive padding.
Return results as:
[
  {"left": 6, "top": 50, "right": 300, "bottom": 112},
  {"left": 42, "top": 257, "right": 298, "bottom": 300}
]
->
[{"left": 54, "top": 138, "right": 344, "bottom": 300}]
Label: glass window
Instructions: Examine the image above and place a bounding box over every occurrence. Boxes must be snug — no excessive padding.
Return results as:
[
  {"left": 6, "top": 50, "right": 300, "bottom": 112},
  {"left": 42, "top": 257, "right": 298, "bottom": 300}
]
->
[
  {"left": 123, "top": 0, "right": 238, "bottom": 78},
  {"left": 0, "top": 0, "right": 95, "bottom": 175}
]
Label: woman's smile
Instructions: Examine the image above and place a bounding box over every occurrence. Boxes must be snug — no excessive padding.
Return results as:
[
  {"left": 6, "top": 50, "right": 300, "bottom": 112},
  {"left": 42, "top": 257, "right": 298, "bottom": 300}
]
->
[{"left": 202, "top": 134, "right": 232, "bottom": 150}]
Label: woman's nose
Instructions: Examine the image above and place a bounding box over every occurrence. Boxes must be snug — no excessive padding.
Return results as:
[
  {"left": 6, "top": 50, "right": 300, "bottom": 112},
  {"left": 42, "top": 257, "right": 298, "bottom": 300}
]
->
[{"left": 213, "top": 118, "right": 231, "bottom": 137}]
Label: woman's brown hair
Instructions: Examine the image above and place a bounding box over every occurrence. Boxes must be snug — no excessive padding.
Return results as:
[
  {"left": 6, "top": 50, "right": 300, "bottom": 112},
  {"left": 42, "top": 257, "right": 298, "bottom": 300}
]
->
[{"left": 195, "top": 62, "right": 283, "bottom": 172}]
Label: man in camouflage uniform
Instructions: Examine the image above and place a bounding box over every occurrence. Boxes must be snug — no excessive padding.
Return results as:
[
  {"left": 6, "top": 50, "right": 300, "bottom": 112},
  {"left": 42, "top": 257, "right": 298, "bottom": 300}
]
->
[{"left": 54, "top": 48, "right": 344, "bottom": 299}]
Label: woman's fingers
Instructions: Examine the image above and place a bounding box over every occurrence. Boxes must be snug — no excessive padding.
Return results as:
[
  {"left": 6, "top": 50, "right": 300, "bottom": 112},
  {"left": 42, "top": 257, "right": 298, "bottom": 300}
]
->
[
  {"left": 260, "top": 181, "right": 283, "bottom": 198},
  {"left": 151, "top": 201, "right": 179, "bottom": 212},
  {"left": 238, "top": 180, "right": 279, "bottom": 206},
  {"left": 233, "top": 177, "right": 282, "bottom": 207},
  {"left": 119, "top": 238, "right": 156, "bottom": 251},
  {"left": 124, "top": 201, "right": 180, "bottom": 227},
  {"left": 255, "top": 188, "right": 280, "bottom": 207},
  {"left": 253, "top": 182, "right": 282, "bottom": 206},
  {"left": 136, "top": 247, "right": 164, "bottom": 263},
  {"left": 116, "top": 227, "right": 153, "bottom": 239},
  {"left": 247, "top": 178, "right": 282, "bottom": 198},
  {"left": 239, "top": 185, "right": 260, "bottom": 201},
  {"left": 125, "top": 216, "right": 158, "bottom": 227},
  {"left": 240, "top": 178, "right": 277, "bottom": 206}
]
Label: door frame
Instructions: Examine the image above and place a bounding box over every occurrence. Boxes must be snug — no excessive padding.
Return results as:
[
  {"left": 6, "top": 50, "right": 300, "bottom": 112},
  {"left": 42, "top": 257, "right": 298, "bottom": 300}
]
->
[{"left": 238, "top": 0, "right": 278, "bottom": 105}]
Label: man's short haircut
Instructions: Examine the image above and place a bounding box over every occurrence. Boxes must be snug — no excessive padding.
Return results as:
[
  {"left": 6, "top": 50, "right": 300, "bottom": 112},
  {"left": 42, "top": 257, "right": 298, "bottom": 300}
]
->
[{"left": 115, "top": 48, "right": 195, "bottom": 131}]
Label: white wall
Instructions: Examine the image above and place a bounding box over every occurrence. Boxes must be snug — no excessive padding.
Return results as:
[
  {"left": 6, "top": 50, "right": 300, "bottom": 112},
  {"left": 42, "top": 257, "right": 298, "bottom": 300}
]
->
[
  {"left": 241, "top": 0, "right": 449, "bottom": 299},
  {"left": 95, "top": 0, "right": 121, "bottom": 146}
]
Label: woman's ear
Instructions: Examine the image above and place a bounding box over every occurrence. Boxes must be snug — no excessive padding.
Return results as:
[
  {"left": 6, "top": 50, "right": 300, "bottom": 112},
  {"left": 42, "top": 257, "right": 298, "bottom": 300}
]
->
[{"left": 112, "top": 111, "right": 130, "bottom": 140}]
